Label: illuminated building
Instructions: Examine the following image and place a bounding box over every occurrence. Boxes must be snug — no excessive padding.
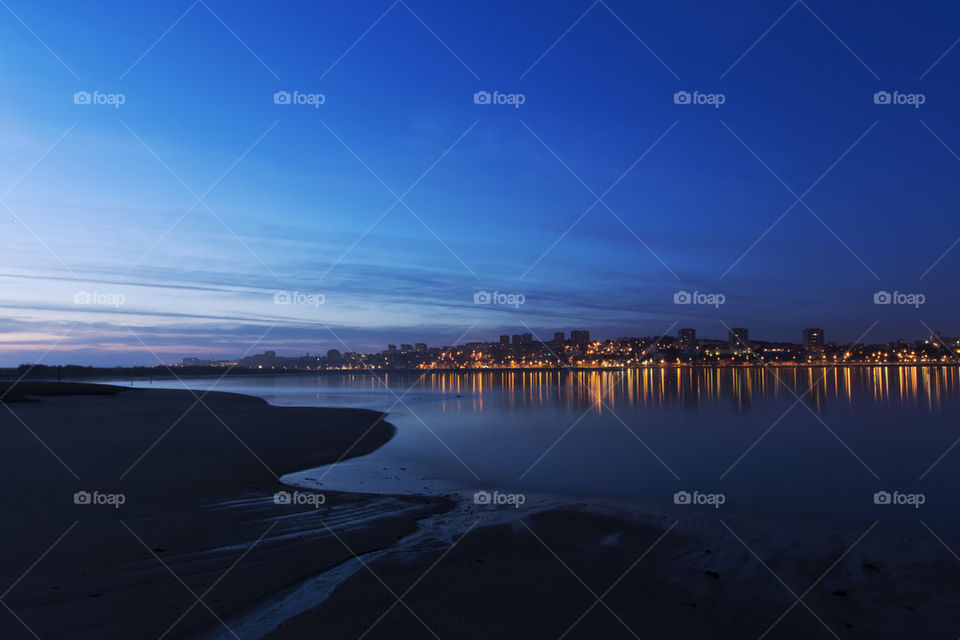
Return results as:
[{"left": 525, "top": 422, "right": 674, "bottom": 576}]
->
[
  {"left": 803, "top": 328, "right": 824, "bottom": 351},
  {"left": 729, "top": 328, "right": 749, "bottom": 350}
]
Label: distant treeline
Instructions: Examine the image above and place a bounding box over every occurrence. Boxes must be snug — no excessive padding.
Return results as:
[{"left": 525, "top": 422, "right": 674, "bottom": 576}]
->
[
  {"left": 3, "top": 365, "right": 268, "bottom": 380},
  {"left": 1, "top": 365, "right": 431, "bottom": 381}
]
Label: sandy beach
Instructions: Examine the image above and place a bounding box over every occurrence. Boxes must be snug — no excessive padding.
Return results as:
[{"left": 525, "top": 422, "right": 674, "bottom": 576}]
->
[
  {"left": 259, "top": 497, "right": 960, "bottom": 640},
  {"left": 0, "top": 383, "right": 451, "bottom": 639},
  {"left": 2, "top": 383, "right": 958, "bottom": 639}
]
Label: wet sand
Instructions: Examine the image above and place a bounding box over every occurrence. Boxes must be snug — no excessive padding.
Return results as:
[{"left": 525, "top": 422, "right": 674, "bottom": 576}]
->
[
  {"left": 264, "top": 503, "right": 960, "bottom": 639},
  {"left": 0, "top": 384, "right": 451, "bottom": 639}
]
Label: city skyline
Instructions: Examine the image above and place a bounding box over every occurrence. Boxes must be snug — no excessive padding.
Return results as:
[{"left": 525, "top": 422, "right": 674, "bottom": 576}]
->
[
  {"left": 12, "top": 319, "right": 960, "bottom": 367},
  {"left": 152, "top": 325, "right": 959, "bottom": 371}
]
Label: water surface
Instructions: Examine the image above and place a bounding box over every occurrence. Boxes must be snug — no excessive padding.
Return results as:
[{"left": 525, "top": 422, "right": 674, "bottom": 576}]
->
[{"left": 111, "top": 367, "right": 960, "bottom": 535}]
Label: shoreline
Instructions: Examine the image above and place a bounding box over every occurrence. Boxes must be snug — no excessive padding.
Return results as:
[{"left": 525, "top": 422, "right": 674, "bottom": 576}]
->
[
  {"left": 4, "top": 360, "right": 960, "bottom": 385},
  {"left": 0, "top": 384, "right": 453, "bottom": 640}
]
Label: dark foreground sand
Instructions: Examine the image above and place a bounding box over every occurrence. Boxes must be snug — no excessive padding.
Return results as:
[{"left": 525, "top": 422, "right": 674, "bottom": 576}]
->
[
  {"left": 264, "top": 504, "right": 960, "bottom": 640},
  {"left": 0, "top": 383, "right": 450, "bottom": 639},
  {"left": 2, "top": 384, "right": 959, "bottom": 639}
]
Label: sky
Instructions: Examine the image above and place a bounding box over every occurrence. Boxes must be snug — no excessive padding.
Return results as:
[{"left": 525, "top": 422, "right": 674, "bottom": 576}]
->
[{"left": 2, "top": 0, "right": 960, "bottom": 365}]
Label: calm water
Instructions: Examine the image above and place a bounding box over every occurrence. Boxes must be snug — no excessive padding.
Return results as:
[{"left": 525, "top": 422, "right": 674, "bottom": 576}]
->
[{"left": 112, "top": 367, "right": 960, "bottom": 534}]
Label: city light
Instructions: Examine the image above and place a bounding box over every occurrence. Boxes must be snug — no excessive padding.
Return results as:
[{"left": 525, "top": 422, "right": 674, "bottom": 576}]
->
[{"left": 173, "top": 328, "right": 960, "bottom": 372}]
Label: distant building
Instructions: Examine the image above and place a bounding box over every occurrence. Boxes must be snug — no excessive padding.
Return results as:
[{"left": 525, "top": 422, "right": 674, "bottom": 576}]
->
[
  {"left": 678, "top": 328, "right": 697, "bottom": 350},
  {"left": 326, "top": 349, "right": 341, "bottom": 364},
  {"left": 729, "top": 328, "right": 749, "bottom": 349},
  {"left": 520, "top": 333, "right": 533, "bottom": 344},
  {"left": 415, "top": 343, "right": 427, "bottom": 353},
  {"left": 499, "top": 334, "right": 510, "bottom": 346},
  {"left": 553, "top": 332, "right": 565, "bottom": 344},
  {"left": 930, "top": 330, "right": 958, "bottom": 349},
  {"left": 400, "top": 344, "right": 413, "bottom": 352},
  {"left": 570, "top": 330, "right": 590, "bottom": 348},
  {"left": 511, "top": 334, "right": 522, "bottom": 346},
  {"left": 803, "top": 328, "right": 824, "bottom": 351},
  {"left": 260, "top": 351, "right": 278, "bottom": 367},
  {"left": 387, "top": 344, "right": 397, "bottom": 352}
]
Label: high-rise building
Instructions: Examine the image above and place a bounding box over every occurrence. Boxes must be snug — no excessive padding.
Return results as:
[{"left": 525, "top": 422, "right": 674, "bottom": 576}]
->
[
  {"left": 499, "top": 334, "right": 510, "bottom": 346},
  {"left": 570, "top": 330, "right": 590, "bottom": 348},
  {"left": 728, "top": 328, "right": 749, "bottom": 349},
  {"left": 511, "top": 334, "right": 522, "bottom": 346},
  {"left": 520, "top": 333, "right": 533, "bottom": 344},
  {"left": 326, "top": 349, "right": 341, "bottom": 363},
  {"left": 387, "top": 344, "right": 397, "bottom": 352},
  {"left": 678, "top": 328, "right": 697, "bottom": 349},
  {"left": 553, "top": 331, "right": 565, "bottom": 344},
  {"left": 400, "top": 343, "right": 413, "bottom": 352},
  {"left": 415, "top": 343, "right": 427, "bottom": 353},
  {"left": 802, "top": 328, "right": 824, "bottom": 351}
]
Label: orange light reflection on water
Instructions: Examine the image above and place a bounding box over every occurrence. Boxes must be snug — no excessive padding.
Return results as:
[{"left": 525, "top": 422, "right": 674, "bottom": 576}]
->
[{"left": 407, "top": 366, "right": 960, "bottom": 415}]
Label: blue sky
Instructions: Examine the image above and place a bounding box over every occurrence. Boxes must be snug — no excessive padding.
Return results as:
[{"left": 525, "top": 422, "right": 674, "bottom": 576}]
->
[{"left": 2, "top": 0, "right": 960, "bottom": 365}]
